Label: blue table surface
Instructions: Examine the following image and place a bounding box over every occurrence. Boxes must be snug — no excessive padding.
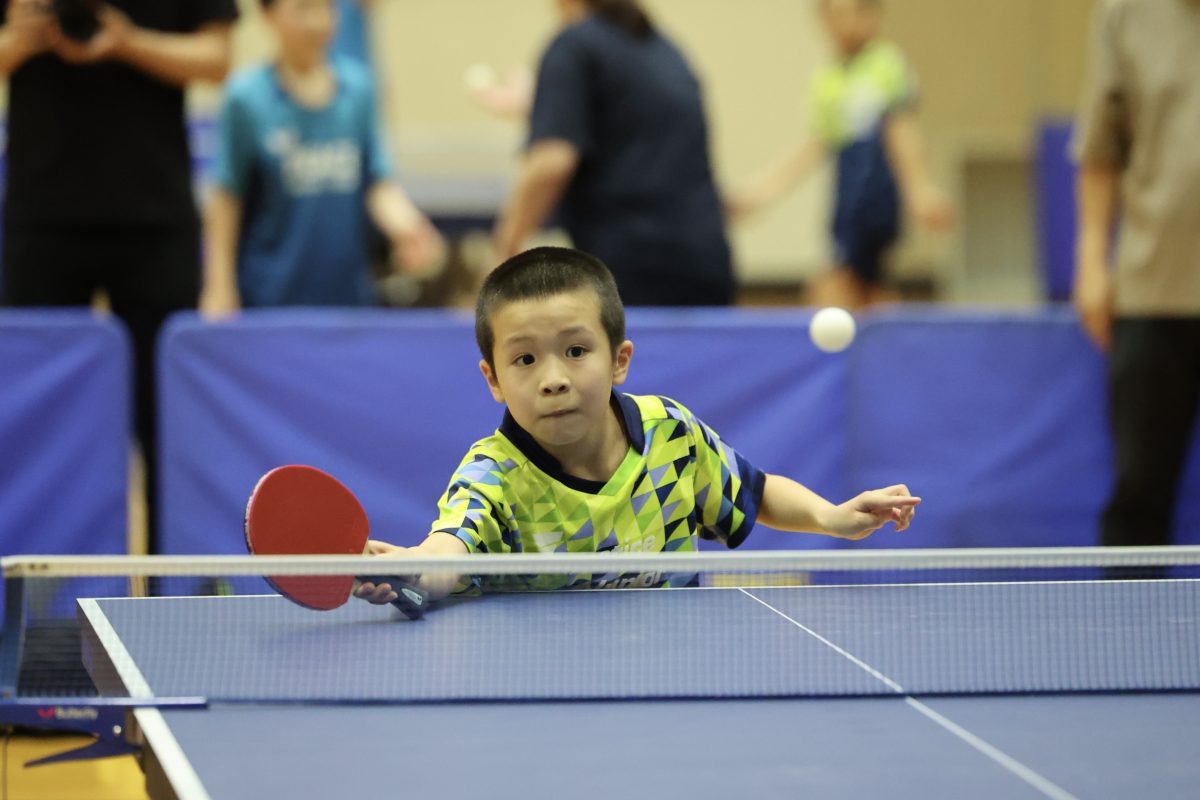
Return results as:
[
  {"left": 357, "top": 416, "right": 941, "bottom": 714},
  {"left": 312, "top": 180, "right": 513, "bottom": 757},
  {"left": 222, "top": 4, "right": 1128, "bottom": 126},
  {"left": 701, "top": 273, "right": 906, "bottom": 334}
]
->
[
  {"left": 78, "top": 582, "right": 1200, "bottom": 799},
  {"left": 150, "top": 693, "right": 1200, "bottom": 800},
  {"left": 81, "top": 581, "right": 1200, "bottom": 701}
]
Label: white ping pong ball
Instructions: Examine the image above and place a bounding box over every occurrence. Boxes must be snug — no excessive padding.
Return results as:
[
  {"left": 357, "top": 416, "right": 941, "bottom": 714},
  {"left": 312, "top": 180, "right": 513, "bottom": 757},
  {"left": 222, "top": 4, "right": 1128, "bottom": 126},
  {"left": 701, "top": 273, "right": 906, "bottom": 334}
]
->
[
  {"left": 809, "top": 307, "right": 856, "bottom": 353},
  {"left": 463, "top": 63, "right": 497, "bottom": 92}
]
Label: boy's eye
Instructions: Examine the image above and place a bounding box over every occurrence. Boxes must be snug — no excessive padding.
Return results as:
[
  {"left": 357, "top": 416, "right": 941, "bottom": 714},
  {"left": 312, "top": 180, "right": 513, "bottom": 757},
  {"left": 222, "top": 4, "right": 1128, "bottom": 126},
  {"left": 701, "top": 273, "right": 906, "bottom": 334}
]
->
[
  {"left": 513, "top": 354, "right": 535, "bottom": 367},
  {"left": 566, "top": 345, "right": 588, "bottom": 358}
]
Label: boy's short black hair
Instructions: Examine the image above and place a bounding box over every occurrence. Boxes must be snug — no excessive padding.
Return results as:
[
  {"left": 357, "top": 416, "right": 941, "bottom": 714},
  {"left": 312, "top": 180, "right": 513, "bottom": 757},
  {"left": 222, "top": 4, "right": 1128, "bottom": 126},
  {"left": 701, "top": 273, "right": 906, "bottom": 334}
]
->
[{"left": 475, "top": 247, "right": 625, "bottom": 367}]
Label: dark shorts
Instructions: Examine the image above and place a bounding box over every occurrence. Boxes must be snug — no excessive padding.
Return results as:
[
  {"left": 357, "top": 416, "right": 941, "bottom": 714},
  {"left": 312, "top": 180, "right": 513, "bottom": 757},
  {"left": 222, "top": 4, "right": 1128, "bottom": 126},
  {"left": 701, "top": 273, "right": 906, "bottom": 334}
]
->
[
  {"left": 832, "top": 222, "right": 899, "bottom": 285},
  {"left": 831, "top": 139, "right": 901, "bottom": 285}
]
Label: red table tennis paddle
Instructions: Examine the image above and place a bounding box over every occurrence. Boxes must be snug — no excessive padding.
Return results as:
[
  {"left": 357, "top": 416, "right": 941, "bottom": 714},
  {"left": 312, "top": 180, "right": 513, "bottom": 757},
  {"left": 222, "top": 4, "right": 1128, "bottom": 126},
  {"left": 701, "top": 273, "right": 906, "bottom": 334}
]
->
[{"left": 244, "top": 465, "right": 428, "bottom": 619}]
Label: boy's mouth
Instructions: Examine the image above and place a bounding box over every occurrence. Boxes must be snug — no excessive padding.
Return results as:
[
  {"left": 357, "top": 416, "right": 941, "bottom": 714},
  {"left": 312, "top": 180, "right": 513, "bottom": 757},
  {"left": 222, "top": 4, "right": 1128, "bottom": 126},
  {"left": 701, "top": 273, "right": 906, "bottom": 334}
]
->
[{"left": 544, "top": 408, "right": 576, "bottom": 418}]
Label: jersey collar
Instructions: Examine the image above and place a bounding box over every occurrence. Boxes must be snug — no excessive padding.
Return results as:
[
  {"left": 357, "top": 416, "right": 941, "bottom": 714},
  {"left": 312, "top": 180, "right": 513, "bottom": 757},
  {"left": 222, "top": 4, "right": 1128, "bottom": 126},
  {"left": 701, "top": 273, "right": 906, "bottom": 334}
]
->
[{"left": 498, "top": 391, "right": 644, "bottom": 493}]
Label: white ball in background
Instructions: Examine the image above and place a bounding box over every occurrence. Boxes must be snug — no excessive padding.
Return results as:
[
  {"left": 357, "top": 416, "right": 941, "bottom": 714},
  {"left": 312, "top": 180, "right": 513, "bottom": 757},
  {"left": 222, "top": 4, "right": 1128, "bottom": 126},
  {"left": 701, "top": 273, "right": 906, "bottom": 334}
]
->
[
  {"left": 809, "top": 307, "right": 857, "bottom": 353},
  {"left": 463, "top": 63, "right": 497, "bottom": 92}
]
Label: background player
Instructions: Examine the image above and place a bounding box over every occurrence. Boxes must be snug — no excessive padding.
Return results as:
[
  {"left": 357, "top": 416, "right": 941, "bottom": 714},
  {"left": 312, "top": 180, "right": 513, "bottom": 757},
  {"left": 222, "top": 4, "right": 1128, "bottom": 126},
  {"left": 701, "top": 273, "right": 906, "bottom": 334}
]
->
[
  {"left": 727, "top": 0, "right": 951, "bottom": 310},
  {"left": 491, "top": 0, "right": 736, "bottom": 307},
  {"left": 0, "top": 0, "right": 238, "bottom": 554},
  {"left": 1072, "top": 0, "right": 1200, "bottom": 558},
  {"left": 200, "top": 0, "right": 440, "bottom": 313}
]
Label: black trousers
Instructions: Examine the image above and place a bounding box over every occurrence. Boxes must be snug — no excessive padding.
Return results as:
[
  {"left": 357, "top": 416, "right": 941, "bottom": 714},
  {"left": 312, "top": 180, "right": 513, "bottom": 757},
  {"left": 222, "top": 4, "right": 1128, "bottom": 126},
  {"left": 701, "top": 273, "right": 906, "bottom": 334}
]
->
[
  {"left": 1103, "top": 318, "right": 1200, "bottom": 548},
  {"left": 2, "top": 220, "right": 202, "bottom": 554}
]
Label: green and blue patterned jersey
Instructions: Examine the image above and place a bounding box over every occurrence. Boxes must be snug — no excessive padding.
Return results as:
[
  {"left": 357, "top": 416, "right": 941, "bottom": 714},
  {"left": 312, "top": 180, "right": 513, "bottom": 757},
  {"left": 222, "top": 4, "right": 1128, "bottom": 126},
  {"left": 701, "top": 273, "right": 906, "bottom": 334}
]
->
[
  {"left": 809, "top": 38, "right": 917, "bottom": 256},
  {"left": 428, "top": 393, "right": 766, "bottom": 591},
  {"left": 809, "top": 39, "right": 917, "bottom": 150}
]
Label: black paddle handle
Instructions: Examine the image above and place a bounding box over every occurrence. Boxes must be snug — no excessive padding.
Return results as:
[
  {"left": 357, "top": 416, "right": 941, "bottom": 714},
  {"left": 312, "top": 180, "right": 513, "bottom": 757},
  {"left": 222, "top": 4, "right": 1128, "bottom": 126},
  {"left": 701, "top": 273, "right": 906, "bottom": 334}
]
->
[{"left": 357, "top": 576, "right": 430, "bottom": 620}]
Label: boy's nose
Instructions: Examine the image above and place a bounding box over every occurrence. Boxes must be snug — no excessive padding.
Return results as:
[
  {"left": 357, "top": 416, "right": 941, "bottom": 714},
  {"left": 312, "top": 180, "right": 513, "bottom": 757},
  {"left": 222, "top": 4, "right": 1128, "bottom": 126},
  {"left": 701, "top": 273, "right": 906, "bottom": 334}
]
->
[{"left": 540, "top": 371, "right": 569, "bottom": 395}]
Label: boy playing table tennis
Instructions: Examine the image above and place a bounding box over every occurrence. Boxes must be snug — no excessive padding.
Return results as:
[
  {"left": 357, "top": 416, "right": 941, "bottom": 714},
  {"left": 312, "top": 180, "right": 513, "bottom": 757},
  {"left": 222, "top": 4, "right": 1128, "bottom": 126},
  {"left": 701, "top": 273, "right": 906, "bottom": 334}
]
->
[{"left": 356, "top": 246, "right": 917, "bottom": 601}]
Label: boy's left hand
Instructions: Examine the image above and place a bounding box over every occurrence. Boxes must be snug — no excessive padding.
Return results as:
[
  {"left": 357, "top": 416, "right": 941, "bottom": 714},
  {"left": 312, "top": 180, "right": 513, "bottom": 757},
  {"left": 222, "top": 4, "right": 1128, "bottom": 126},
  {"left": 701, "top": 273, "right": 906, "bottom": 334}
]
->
[{"left": 824, "top": 485, "right": 920, "bottom": 540}]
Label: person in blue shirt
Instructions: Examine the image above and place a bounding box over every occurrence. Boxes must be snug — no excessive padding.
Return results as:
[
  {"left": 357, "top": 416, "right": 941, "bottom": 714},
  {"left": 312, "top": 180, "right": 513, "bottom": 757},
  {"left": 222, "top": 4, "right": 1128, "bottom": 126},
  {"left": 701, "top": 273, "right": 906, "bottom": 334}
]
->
[
  {"left": 728, "top": 0, "right": 951, "bottom": 310},
  {"left": 201, "top": 0, "right": 440, "bottom": 312},
  {"left": 492, "top": 0, "right": 735, "bottom": 308}
]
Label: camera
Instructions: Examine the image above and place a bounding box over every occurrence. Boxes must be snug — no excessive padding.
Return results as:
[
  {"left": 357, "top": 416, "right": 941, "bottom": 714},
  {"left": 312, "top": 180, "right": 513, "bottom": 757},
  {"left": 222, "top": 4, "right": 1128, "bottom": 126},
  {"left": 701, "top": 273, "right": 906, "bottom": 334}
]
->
[{"left": 53, "top": 0, "right": 100, "bottom": 43}]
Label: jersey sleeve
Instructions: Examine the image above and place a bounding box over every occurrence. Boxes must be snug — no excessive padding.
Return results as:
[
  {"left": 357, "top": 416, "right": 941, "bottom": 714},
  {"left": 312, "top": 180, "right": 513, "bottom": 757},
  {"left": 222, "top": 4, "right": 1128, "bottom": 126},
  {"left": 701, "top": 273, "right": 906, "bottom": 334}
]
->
[
  {"left": 427, "top": 453, "right": 513, "bottom": 554},
  {"left": 667, "top": 399, "right": 766, "bottom": 548},
  {"left": 874, "top": 42, "right": 919, "bottom": 113},
  {"left": 353, "top": 63, "right": 393, "bottom": 183},
  {"left": 213, "top": 84, "right": 256, "bottom": 197},
  {"left": 808, "top": 69, "right": 840, "bottom": 144},
  {"left": 1071, "top": 0, "right": 1128, "bottom": 167},
  {"left": 528, "top": 30, "right": 594, "bottom": 155}
]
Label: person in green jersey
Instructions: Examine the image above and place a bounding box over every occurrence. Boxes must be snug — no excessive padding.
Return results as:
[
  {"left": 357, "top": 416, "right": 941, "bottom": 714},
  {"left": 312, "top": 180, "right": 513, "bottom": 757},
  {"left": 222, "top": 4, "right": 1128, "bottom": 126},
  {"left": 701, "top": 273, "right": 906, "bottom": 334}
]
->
[
  {"left": 355, "top": 246, "right": 919, "bottom": 602},
  {"left": 728, "top": 0, "right": 951, "bottom": 310}
]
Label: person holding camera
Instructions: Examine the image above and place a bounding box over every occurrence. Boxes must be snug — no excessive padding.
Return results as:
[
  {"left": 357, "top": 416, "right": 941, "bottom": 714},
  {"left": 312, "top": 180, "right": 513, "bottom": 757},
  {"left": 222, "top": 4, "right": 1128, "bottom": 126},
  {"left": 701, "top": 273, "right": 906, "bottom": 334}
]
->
[{"left": 0, "top": 0, "right": 238, "bottom": 554}]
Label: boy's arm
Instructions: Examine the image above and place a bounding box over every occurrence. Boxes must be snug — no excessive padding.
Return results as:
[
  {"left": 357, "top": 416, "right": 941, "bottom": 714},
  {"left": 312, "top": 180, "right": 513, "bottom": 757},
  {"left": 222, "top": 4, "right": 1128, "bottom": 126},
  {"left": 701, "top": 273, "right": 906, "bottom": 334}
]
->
[
  {"left": 356, "top": 533, "right": 470, "bottom": 603},
  {"left": 725, "top": 136, "right": 825, "bottom": 222},
  {"left": 200, "top": 188, "right": 243, "bottom": 319},
  {"left": 50, "top": 7, "right": 233, "bottom": 85},
  {"left": 757, "top": 473, "right": 919, "bottom": 540},
  {"left": 493, "top": 139, "right": 579, "bottom": 260},
  {"left": 366, "top": 180, "right": 444, "bottom": 274},
  {"left": 1072, "top": 162, "right": 1119, "bottom": 353},
  {"left": 883, "top": 111, "right": 953, "bottom": 232},
  {"left": 356, "top": 458, "right": 508, "bottom": 604}
]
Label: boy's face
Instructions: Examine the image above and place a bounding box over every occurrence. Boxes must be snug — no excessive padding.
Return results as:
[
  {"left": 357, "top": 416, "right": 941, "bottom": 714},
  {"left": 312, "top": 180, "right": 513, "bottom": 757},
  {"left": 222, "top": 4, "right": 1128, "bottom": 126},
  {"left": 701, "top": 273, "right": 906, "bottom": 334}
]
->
[
  {"left": 820, "top": 0, "right": 880, "bottom": 56},
  {"left": 265, "top": 0, "right": 336, "bottom": 60},
  {"left": 480, "top": 288, "right": 633, "bottom": 452}
]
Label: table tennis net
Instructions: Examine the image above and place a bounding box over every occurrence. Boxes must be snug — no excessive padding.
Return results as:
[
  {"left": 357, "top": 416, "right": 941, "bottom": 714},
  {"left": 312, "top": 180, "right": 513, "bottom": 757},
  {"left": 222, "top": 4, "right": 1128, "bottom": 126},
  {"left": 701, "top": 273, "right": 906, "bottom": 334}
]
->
[{"left": 2, "top": 547, "right": 1198, "bottom": 704}]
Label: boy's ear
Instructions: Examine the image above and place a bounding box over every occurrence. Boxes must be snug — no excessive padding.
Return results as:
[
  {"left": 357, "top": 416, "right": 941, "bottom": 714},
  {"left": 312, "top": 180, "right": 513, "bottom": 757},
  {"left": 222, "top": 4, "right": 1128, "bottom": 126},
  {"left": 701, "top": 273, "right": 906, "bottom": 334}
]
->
[
  {"left": 611, "top": 340, "right": 634, "bottom": 386},
  {"left": 479, "top": 359, "right": 505, "bottom": 403}
]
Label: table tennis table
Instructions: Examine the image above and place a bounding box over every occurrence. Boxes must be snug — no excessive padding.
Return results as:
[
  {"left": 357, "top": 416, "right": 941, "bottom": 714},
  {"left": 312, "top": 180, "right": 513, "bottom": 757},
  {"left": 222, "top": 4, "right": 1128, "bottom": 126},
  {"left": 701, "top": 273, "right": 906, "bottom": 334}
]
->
[{"left": 77, "top": 579, "right": 1200, "bottom": 800}]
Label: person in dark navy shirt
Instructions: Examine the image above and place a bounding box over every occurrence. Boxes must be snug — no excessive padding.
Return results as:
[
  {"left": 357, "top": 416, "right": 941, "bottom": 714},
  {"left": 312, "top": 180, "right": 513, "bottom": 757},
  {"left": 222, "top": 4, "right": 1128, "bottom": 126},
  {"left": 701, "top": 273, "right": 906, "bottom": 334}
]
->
[{"left": 492, "top": 0, "right": 735, "bottom": 307}]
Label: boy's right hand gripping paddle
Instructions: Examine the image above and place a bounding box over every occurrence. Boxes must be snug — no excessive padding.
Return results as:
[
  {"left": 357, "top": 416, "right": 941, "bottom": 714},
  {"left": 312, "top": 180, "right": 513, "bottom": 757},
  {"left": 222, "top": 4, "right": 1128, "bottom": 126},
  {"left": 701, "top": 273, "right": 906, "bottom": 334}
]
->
[{"left": 244, "top": 465, "right": 428, "bottom": 619}]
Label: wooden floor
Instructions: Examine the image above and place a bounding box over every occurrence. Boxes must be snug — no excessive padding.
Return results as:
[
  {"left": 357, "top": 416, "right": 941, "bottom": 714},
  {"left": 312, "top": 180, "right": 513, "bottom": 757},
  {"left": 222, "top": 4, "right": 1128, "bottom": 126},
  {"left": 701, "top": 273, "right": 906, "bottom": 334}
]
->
[{"left": 2, "top": 733, "right": 145, "bottom": 800}]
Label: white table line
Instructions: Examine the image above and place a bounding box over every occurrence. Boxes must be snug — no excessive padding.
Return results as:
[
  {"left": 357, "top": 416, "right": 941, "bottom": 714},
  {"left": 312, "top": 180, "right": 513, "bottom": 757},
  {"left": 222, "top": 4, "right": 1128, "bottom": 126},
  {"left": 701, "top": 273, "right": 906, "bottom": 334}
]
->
[{"left": 737, "top": 587, "right": 1078, "bottom": 800}]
